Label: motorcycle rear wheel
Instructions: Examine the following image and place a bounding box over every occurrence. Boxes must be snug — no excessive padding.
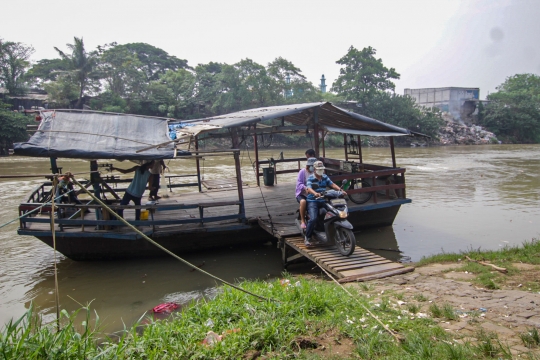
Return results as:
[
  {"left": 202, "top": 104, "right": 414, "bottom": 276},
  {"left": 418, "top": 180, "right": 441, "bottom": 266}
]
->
[
  {"left": 348, "top": 179, "right": 373, "bottom": 205},
  {"left": 334, "top": 226, "right": 355, "bottom": 256}
]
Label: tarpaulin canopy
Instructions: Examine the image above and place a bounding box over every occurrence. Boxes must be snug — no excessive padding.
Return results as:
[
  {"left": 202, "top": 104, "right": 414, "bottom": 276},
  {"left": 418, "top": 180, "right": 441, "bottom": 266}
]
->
[
  {"left": 14, "top": 110, "right": 190, "bottom": 160},
  {"left": 170, "top": 102, "right": 416, "bottom": 137}
]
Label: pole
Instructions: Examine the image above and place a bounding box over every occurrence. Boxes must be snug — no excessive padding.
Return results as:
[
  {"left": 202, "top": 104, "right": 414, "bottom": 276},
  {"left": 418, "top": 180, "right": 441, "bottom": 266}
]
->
[
  {"left": 390, "top": 137, "right": 396, "bottom": 168},
  {"left": 253, "top": 124, "right": 260, "bottom": 187},
  {"left": 195, "top": 136, "right": 202, "bottom": 192},
  {"left": 357, "top": 135, "right": 363, "bottom": 164},
  {"left": 234, "top": 151, "right": 245, "bottom": 219},
  {"left": 343, "top": 134, "right": 348, "bottom": 161}
]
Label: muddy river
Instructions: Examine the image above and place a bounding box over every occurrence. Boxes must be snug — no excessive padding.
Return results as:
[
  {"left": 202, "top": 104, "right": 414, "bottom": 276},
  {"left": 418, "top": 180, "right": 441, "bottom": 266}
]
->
[{"left": 0, "top": 144, "right": 538, "bottom": 331}]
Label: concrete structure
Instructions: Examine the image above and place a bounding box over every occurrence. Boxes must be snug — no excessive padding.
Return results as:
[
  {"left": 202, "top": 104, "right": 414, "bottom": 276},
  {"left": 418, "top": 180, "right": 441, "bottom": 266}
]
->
[
  {"left": 320, "top": 74, "right": 327, "bottom": 93},
  {"left": 404, "top": 87, "right": 479, "bottom": 121}
]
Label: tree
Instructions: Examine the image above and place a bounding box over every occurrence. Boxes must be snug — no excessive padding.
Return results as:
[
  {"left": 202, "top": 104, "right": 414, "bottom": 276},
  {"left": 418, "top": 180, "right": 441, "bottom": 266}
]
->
[
  {"left": 54, "top": 37, "right": 100, "bottom": 108},
  {"left": 26, "top": 58, "right": 70, "bottom": 88},
  {"left": 106, "top": 43, "right": 189, "bottom": 82},
  {"left": 0, "top": 101, "right": 33, "bottom": 154},
  {"left": 267, "top": 57, "right": 319, "bottom": 104},
  {"left": 331, "top": 46, "right": 400, "bottom": 110},
  {"left": 0, "top": 39, "right": 35, "bottom": 95},
  {"left": 478, "top": 74, "right": 540, "bottom": 143}
]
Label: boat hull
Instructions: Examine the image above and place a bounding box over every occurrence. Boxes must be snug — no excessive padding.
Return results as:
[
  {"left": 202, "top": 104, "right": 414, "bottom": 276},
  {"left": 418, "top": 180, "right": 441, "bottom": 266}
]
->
[{"left": 28, "top": 226, "right": 274, "bottom": 261}]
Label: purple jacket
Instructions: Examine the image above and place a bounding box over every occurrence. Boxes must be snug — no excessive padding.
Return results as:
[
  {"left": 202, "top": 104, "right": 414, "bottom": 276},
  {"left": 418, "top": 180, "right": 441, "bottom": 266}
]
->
[{"left": 295, "top": 168, "right": 310, "bottom": 198}]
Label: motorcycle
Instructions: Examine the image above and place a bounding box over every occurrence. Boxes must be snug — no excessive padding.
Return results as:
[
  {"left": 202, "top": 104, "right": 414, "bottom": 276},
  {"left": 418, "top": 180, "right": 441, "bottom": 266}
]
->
[{"left": 295, "top": 190, "right": 356, "bottom": 256}]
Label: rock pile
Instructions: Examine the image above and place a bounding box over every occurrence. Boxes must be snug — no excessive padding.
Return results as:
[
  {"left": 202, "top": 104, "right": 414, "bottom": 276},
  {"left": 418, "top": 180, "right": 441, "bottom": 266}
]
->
[{"left": 438, "top": 119, "right": 498, "bottom": 145}]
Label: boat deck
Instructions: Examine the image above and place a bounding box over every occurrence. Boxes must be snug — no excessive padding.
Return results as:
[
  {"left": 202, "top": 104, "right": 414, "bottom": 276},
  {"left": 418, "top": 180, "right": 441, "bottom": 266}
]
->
[{"left": 24, "top": 181, "right": 405, "bottom": 235}]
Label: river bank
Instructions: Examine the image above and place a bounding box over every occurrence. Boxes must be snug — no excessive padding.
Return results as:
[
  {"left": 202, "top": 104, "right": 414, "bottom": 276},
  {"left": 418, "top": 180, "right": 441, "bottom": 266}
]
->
[{"left": 1, "top": 240, "right": 539, "bottom": 359}]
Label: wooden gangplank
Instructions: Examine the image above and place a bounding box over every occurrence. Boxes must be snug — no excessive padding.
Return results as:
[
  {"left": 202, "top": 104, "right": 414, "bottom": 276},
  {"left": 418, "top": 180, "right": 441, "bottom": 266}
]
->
[{"left": 258, "top": 219, "right": 414, "bottom": 283}]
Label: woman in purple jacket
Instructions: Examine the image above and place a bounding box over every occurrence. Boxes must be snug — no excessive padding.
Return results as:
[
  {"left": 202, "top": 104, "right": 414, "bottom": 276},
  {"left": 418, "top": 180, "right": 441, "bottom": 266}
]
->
[{"left": 296, "top": 157, "right": 317, "bottom": 229}]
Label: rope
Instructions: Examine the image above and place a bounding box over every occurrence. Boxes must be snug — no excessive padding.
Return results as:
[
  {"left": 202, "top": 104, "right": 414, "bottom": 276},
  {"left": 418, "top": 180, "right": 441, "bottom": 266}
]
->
[
  {"left": 69, "top": 176, "right": 277, "bottom": 304},
  {"left": 244, "top": 143, "right": 277, "bottom": 238},
  {"left": 50, "top": 178, "right": 61, "bottom": 331},
  {"left": 317, "top": 265, "right": 402, "bottom": 343}
]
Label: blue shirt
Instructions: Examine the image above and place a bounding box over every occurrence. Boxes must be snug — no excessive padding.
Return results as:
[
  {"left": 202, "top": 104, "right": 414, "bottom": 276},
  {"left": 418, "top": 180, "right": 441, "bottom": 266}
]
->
[
  {"left": 306, "top": 174, "right": 334, "bottom": 202},
  {"left": 126, "top": 168, "right": 151, "bottom": 198}
]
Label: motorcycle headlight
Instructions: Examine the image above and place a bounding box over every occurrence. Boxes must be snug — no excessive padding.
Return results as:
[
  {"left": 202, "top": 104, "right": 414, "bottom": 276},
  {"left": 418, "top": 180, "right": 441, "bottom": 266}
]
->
[{"left": 338, "top": 210, "right": 347, "bottom": 218}]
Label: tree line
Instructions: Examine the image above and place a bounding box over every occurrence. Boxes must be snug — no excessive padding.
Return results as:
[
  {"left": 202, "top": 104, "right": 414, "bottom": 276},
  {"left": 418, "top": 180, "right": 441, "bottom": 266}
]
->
[{"left": 1, "top": 36, "right": 539, "bottom": 144}]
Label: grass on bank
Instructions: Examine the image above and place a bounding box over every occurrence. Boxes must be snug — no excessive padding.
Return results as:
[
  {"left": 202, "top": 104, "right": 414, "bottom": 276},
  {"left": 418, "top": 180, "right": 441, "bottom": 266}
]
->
[
  {"left": 416, "top": 239, "right": 540, "bottom": 291},
  {"left": 1, "top": 274, "right": 530, "bottom": 360}
]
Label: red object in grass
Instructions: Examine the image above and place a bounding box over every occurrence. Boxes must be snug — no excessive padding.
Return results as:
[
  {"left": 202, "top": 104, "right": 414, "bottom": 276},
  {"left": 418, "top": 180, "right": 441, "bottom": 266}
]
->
[{"left": 152, "top": 302, "right": 179, "bottom": 313}]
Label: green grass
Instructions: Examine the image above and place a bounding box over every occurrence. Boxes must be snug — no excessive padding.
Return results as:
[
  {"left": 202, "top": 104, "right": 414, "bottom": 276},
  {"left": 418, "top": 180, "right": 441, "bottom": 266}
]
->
[
  {"left": 417, "top": 239, "right": 540, "bottom": 267},
  {"left": 1, "top": 276, "right": 503, "bottom": 359}
]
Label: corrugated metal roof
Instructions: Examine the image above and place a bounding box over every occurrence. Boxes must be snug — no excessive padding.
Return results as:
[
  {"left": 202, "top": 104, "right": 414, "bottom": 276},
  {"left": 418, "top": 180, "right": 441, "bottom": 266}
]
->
[{"left": 171, "top": 102, "right": 412, "bottom": 137}]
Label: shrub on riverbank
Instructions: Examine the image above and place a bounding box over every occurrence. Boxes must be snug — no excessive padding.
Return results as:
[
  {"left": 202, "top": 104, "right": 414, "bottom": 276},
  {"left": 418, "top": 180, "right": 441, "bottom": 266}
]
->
[{"left": 2, "top": 273, "right": 527, "bottom": 359}]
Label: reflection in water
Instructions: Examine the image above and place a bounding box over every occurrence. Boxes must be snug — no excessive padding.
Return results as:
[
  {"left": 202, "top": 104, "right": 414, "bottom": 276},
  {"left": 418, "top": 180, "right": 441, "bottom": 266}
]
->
[
  {"left": 1, "top": 145, "right": 540, "bottom": 331},
  {"left": 355, "top": 226, "right": 408, "bottom": 263}
]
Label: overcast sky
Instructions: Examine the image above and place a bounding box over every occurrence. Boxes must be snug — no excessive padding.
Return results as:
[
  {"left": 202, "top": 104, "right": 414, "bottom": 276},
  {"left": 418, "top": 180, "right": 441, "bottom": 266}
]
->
[{"left": 2, "top": 0, "right": 538, "bottom": 100}]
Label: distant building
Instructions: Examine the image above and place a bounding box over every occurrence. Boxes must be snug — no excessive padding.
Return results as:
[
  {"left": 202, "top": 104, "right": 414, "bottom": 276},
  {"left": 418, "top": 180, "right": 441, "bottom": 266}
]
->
[{"left": 404, "top": 87, "right": 480, "bottom": 121}]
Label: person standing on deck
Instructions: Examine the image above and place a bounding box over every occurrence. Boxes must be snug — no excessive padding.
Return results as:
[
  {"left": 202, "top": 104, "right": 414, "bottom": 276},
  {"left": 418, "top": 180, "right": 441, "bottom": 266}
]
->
[
  {"left": 111, "top": 161, "right": 153, "bottom": 221},
  {"left": 148, "top": 160, "right": 167, "bottom": 201},
  {"left": 305, "top": 161, "right": 346, "bottom": 246},
  {"left": 296, "top": 157, "right": 317, "bottom": 230}
]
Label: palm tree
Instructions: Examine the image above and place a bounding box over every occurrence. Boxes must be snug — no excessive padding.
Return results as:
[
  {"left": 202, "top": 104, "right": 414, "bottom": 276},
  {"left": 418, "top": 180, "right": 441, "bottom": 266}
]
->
[{"left": 54, "top": 37, "right": 98, "bottom": 109}]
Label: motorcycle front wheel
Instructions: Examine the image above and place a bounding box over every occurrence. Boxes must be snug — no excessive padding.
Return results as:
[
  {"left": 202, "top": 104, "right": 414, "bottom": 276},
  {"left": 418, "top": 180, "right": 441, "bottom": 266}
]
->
[{"left": 334, "top": 226, "right": 356, "bottom": 256}]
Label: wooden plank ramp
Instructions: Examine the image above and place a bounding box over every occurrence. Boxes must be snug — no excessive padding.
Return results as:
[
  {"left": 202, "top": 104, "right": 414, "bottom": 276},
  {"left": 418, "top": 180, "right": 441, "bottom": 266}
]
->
[{"left": 258, "top": 219, "right": 414, "bottom": 283}]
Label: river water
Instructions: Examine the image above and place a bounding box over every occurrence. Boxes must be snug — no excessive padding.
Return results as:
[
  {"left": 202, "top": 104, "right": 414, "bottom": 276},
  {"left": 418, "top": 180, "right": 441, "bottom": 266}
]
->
[{"left": 0, "top": 145, "right": 539, "bottom": 331}]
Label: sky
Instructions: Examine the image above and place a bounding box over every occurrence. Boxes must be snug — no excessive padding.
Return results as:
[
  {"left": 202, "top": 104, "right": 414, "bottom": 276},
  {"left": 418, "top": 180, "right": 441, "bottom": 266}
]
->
[{"left": 2, "top": 0, "right": 539, "bottom": 100}]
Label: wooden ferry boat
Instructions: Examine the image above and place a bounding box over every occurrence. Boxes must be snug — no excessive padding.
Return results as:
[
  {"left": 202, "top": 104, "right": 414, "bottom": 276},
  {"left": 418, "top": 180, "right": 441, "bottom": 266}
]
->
[{"left": 14, "top": 102, "right": 421, "bottom": 260}]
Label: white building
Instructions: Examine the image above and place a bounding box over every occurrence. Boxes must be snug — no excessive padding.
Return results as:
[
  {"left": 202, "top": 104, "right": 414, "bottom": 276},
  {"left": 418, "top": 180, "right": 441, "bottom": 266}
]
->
[{"left": 404, "top": 87, "right": 480, "bottom": 121}]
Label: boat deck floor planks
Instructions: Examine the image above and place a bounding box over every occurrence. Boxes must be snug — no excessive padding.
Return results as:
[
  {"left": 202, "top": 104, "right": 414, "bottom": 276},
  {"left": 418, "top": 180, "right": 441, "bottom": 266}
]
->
[{"left": 283, "top": 237, "right": 414, "bottom": 283}]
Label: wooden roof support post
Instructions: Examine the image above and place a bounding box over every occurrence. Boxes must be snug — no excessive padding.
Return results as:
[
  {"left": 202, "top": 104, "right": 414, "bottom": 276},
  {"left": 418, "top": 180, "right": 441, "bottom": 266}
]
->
[
  {"left": 322, "top": 130, "right": 326, "bottom": 158},
  {"left": 357, "top": 135, "right": 363, "bottom": 164},
  {"left": 234, "top": 150, "right": 245, "bottom": 220},
  {"left": 313, "top": 107, "right": 320, "bottom": 157},
  {"left": 343, "top": 134, "right": 348, "bottom": 161},
  {"left": 253, "top": 124, "right": 260, "bottom": 187},
  {"left": 389, "top": 136, "right": 396, "bottom": 168},
  {"left": 195, "top": 136, "right": 202, "bottom": 192}
]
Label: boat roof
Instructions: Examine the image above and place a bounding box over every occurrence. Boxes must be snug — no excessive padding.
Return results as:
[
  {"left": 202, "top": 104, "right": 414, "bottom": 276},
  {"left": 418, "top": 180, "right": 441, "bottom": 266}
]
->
[
  {"left": 14, "top": 102, "right": 422, "bottom": 160},
  {"left": 14, "top": 110, "right": 188, "bottom": 160},
  {"left": 172, "top": 102, "right": 415, "bottom": 137}
]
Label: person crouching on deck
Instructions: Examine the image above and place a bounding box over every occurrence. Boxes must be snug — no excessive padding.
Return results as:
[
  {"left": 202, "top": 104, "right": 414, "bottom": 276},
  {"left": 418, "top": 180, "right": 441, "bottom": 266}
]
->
[
  {"left": 112, "top": 161, "right": 154, "bottom": 221},
  {"left": 296, "top": 157, "right": 317, "bottom": 230},
  {"left": 305, "top": 161, "right": 346, "bottom": 246}
]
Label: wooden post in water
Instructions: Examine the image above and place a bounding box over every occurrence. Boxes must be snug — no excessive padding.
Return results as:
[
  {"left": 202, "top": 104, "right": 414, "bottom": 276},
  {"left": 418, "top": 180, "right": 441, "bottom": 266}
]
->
[
  {"left": 233, "top": 150, "right": 245, "bottom": 219},
  {"left": 253, "top": 124, "right": 260, "bottom": 187},
  {"left": 195, "top": 136, "right": 202, "bottom": 192}
]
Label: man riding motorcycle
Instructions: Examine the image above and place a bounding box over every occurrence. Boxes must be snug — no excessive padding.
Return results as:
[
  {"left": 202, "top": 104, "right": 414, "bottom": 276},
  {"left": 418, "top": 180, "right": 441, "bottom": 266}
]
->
[{"left": 304, "top": 161, "right": 347, "bottom": 246}]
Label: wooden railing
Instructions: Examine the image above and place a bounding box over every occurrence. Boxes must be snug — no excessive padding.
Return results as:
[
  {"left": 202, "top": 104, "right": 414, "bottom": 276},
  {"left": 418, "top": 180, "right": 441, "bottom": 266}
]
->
[
  {"left": 18, "top": 200, "right": 245, "bottom": 232},
  {"left": 322, "top": 158, "right": 407, "bottom": 203}
]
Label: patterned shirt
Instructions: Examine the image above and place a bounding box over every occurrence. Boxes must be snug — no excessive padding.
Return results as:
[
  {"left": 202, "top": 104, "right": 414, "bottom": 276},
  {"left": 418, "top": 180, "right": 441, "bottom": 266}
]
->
[{"left": 306, "top": 174, "right": 334, "bottom": 202}]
